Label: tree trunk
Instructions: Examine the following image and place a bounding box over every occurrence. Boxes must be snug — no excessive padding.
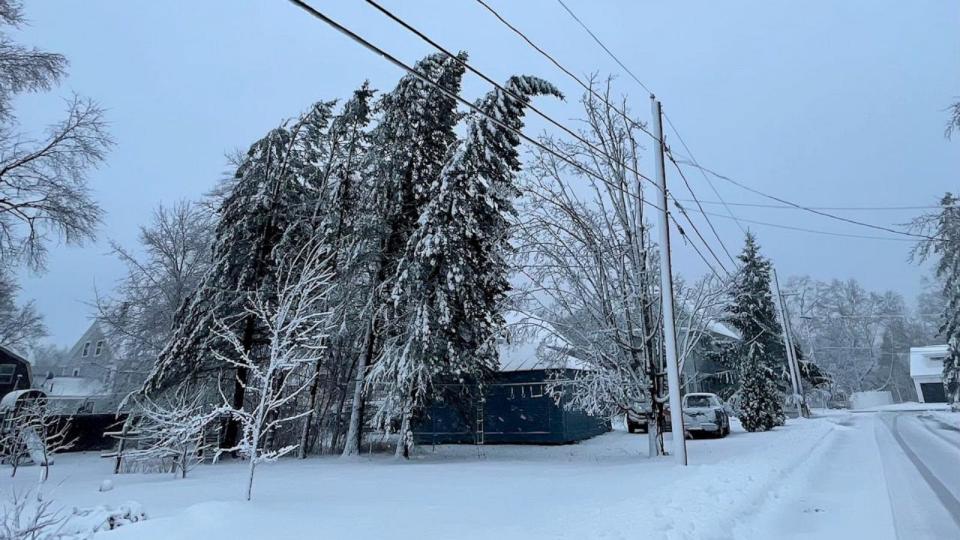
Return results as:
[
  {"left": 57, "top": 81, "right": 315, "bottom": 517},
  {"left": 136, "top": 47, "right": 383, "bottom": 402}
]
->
[
  {"left": 341, "top": 320, "right": 374, "bottom": 457},
  {"left": 395, "top": 411, "right": 411, "bottom": 459},
  {"left": 297, "top": 359, "right": 324, "bottom": 459},
  {"left": 222, "top": 317, "right": 255, "bottom": 453}
]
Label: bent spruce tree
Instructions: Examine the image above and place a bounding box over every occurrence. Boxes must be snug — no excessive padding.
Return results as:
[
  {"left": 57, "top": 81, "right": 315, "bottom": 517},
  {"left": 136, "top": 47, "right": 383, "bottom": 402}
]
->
[{"left": 372, "top": 75, "right": 562, "bottom": 457}]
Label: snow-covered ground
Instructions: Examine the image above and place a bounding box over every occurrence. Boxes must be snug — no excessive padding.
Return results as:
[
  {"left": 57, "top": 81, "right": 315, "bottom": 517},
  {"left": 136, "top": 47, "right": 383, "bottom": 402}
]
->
[{"left": 3, "top": 411, "right": 957, "bottom": 539}]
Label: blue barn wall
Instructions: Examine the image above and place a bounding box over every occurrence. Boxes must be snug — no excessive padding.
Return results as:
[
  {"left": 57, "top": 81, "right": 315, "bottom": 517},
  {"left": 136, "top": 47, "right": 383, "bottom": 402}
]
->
[{"left": 413, "top": 369, "right": 609, "bottom": 445}]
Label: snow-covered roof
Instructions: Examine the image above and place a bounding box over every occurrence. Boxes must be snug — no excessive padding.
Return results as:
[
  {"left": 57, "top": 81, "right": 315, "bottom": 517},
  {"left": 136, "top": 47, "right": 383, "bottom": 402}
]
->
[
  {"left": 0, "top": 389, "right": 45, "bottom": 412},
  {"left": 42, "top": 376, "right": 107, "bottom": 397},
  {"left": 909, "top": 344, "right": 948, "bottom": 378},
  {"left": 497, "top": 313, "right": 590, "bottom": 372}
]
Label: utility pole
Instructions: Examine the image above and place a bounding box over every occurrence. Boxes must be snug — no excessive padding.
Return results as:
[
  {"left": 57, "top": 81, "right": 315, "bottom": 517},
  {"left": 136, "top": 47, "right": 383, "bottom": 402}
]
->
[
  {"left": 651, "top": 95, "right": 687, "bottom": 465},
  {"left": 772, "top": 267, "right": 806, "bottom": 417}
]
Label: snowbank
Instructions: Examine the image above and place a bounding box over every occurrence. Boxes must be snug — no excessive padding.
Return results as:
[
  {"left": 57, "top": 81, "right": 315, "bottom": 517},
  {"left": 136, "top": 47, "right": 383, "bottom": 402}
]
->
[
  {"left": 850, "top": 391, "right": 893, "bottom": 409},
  {"left": 855, "top": 401, "right": 953, "bottom": 412}
]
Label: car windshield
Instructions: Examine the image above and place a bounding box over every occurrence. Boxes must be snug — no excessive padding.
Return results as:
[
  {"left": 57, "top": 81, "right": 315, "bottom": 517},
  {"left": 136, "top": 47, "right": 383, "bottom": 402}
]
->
[{"left": 686, "top": 396, "right": 712, "bottom": 408}]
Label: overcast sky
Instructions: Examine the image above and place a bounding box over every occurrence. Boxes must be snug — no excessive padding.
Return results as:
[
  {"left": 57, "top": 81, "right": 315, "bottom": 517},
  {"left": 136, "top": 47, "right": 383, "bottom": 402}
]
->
[{"left": 10, "top": 0, "right": 960, "bottom": 348}]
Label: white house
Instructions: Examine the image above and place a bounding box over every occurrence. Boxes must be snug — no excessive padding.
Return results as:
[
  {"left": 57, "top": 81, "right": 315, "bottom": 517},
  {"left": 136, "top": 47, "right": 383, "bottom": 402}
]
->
[{"left": 909, "top": 345, "right": 948, "bottom": 403}]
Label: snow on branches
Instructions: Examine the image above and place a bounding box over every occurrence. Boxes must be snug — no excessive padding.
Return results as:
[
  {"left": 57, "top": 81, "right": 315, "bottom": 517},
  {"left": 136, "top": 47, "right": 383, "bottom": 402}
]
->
[
  {"left": 726, "top": 233, "right": 785, "bottom": 431},
  {"left": 211, "top": 240, "right": 335, "bottom": 500},
  {"left": 911, "top": 193, "right": 960, "bottom": 407},
  {"left": 369, "top": 75, "right": 561, "bottom": 457},
  {"left": 122, "top": 386, "right": 215, "bottom": 478},
  {"left": 514, "top": 78, "right": 661, "bottom": 449}
]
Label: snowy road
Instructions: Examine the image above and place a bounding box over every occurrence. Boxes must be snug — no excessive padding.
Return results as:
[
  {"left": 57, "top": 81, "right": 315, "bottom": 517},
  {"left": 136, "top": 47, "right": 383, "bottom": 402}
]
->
[
  {"left": 745, "top": 410, "right": 960, "bottom": 539},
  {"left": 876, "top": 411, "right": 960, "bottom": 538}
]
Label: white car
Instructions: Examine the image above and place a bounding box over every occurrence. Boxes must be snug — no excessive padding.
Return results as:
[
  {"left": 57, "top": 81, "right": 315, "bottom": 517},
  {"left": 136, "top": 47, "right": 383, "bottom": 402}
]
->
[{"left": 626, "top": 392, "right": 731, "bottom": 438}]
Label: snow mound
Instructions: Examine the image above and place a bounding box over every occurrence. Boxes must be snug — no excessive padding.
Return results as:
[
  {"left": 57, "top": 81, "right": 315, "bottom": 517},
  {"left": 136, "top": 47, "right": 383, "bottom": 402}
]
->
[{"left": 60, "top": 501, "right": 146, "bottom": 537}]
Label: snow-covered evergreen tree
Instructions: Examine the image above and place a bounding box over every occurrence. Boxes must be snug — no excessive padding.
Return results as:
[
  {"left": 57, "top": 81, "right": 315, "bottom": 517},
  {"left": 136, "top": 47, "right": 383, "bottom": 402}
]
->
[
  {"left": 341, "top": 53, "right": 468, "bottom": 457},
  {"left": 274, "top": 84, "right": 377, "bottom": 457},
  {"left": 371, "top": 75, "right": 562, "bottom": 456},
  {"left": 911, "top": 193, "right": 960, "bottom": 407},
  {"left": 144, "top": 121, "right": 310, "bottom": 449},
  {"left": 725, "top": 232, "right": 785, "bottom": 431}
]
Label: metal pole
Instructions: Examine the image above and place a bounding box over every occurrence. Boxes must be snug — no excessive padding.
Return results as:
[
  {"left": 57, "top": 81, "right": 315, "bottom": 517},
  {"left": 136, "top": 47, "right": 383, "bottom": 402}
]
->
[{"left": 651, "top": 96, "right": 687, "bottom": 465}]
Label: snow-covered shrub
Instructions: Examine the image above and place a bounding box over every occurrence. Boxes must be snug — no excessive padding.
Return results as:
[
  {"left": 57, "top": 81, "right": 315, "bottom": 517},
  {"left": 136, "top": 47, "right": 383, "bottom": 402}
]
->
[
  {"left": 61, "top": 502, "right": 146, "bottom": 537},
  {"left": 1, "top": 488, "right": 146, "bottom": 540},
  {"left": 120, "top": 386, "right": 217, "bottom": 478},
  {"left": 1, "top": 489, "right": 67, "bottom": 539}
]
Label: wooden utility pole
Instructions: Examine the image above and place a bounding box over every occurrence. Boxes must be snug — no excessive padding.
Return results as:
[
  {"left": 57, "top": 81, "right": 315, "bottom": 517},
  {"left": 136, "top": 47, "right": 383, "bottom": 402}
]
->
[
  {"left": 772, "top": 267, "right": 807, "bottom": 417},
  {"left": 651, "top": 95, "right": 687, "bottom": 465}
]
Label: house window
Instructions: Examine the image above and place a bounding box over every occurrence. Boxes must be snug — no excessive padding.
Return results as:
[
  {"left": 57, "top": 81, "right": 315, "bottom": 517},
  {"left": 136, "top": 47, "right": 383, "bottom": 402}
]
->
[
  {"left": 508, "top": 387, "right": 515, "bottom": 400},
  {"left": 530, "top": 384, "right": 544, "bottom": 398},
  {"left": 73, "top": 368, "right": 80, "bottom": 377},
  {"left": 81, "top": 342, "right": 91, "bottom": 357},
  {"left": 95, "top": 340, "right": 104, "bottom": 356},
  {"left": 0, "top": 364, "right": 14, "bottom": 384}
]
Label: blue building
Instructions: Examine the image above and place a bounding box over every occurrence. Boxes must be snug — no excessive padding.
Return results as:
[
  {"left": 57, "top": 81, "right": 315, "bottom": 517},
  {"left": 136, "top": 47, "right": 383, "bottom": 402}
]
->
[{"left": 413, "top": 320, "right": 610, "bottom": 445}]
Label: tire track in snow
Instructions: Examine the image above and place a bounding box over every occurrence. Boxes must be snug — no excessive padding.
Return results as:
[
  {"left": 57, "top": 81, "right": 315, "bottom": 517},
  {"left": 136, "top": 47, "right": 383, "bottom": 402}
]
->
[
  {"left": 883, "top": 414, "right": 960, "bottom": 529},
  {"left": 916, "top": 414, "right": 960, "bottom": 450}
]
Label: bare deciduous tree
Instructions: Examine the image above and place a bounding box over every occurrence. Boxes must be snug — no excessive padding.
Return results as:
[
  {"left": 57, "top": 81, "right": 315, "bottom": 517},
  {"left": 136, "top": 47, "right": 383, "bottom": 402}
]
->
[
  {"left": 675, "top": 275, "right": 732, "bottom": 377},
  {"left": 0, "top": 269, "right": 44, "bottom": 353},
  {"left": 515, "top": 77, "right": 667, "bottom": 455},
  {"left": 946, "top": 100, "right": 960, "bottom": 139},
  {"left": 211, "top": 241, "right": 334, "bottom": 500},
  {"left": 2, "top": 397, "right": 73, "bottom": 483},
  {"left": 96, "top": 201, "right": 214, "bottom": 393},
  {"left": 0, "top": 1, "right": 110, "bottom": 271}
]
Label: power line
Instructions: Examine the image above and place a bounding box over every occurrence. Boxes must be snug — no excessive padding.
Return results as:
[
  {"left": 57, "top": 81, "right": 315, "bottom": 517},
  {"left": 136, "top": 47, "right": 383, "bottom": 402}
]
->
[
  {"left": 671, "top": 157, "right": 938, "bottom": 241},
  {"left": 685, "top": 208, "right": 920, "bottom": 242},
  {"left": 362, "top": 0, "right": 663, "bottom": 194},
  {"left": 473, "top": 0, "right": 658, "bottom": 143},
  {"left": 674, "top": 199, "right": 940, "bottom": 212},
  {"left": 666, "top": 158, "right": 738, "bottom": 267},
  {"left": 486, "top": 0, "right": 749, "bottom": 257},
  {"left": 663, "top": 112, "right": 748, "bottom": 235},
  {"left": 473, "top": 0, "right": 740, "bottom": 275},
  {"left": 299, "top": 0, "right": 748, "bottom": 284},
  {"left": 668, "top": 214, "right": 725, "bottom": 281},
  {"left": 554, "top": 0, "right": 653, "bottom": 96},
  {"left": 284, "top": 0, "right": 668, "bottom": 215},
  {"left": 669, "top": 207, "right": 730, "bottom": 276},
  {"left": 368, "top": 0, "right": 742, "bottom": 281},
  {"left": 547, "top": 0, "right": 939, "bottom": 243}
]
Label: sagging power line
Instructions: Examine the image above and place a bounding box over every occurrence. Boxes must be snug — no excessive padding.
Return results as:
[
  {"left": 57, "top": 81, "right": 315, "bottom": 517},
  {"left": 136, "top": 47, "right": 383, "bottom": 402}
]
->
[{"left": 548, "top": 0, "right": 939, "bottom": 243}]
